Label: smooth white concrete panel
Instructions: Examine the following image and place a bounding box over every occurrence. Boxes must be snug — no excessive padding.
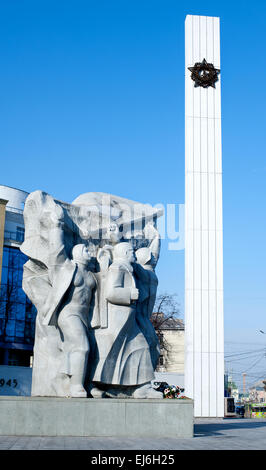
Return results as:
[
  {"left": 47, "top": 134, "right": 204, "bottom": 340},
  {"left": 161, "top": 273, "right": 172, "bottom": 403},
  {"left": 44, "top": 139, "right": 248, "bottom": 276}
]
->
[
  {"left": 201, "top": 88, "right": 208, "bottom": 119},
  {"left": 215, "top": 83, "right": 222, "bottom": 120},
  {"left": 216, "top": 290, "right": 224, "bottom": 353},
  {"left": 199, "top": 16, "right": 208, "bottom": 120},
  {"left": 201, "top": 118, "right": 208, "bottom": 172},
  {"left": 194, "top": 232, "right": 202, "bottom": 291},
  {"left": 201, "top": 172, "right": 209, "bottom": 231},
  {"left": 213, "top": 18, "right": 221, "bottom": 120},
  {"left": 194, "top": 89, "right": 201, "bottom": 119},
  {"left": 201, "top": 353, "right": 210, "bottom": 416},
  {"left": 192, "top": 15, "right": 201, "bottom": 118},
  {"left": 216, "top": 230, "right": 224, "bottom": 291},
  {"left": 215, "top": 173, "right": 223, "bottom": 230},
  {"left": 199, "top": 16, "right": 207, "bottom": 59},
  {"left": 207, "top": 119, "right": 215, "bottom": 172},
  {"left": 208, "top": 230, "right": 216, "bottom": 292},
  {"left": 186, "top": 174, "right": 194, "bottom": 231},
  {"left": 206, "top": 18, "right": 214, "bottom": 64},
  {"left": 201, "top": 230, "right": 209, "bottom": 291},
  {"left": 194, "top": 173, "right": 201, "bottom": 230},
  {"left": 192, "top": 15, "right": 200, "bottom": 64},
  {"left": 208, "top": 173, "right": 216, "bottom": 231},
  {"left": 208, "top": 88, "right": 215, "bottom": 121},
  {"left": 209, "top": 353, "right": 218, "bottom": 416},
  {"left": 185, "top": 15, "right": 224, "bottom": 417},
  {"left": 213, "top": 17, "right": 221, "bottom": 68},
  {"left": 193, "top": 118, "right": 201, "bottom": 172},
  {"left": 215, "top": 119, "right": 222, "bottom": 172},
  {"left": 194, "top": 289, "right": 202, "bottom": 354},
  {"left": 209, "top": 290, "right": 217, "bottom": 353},
  {"left": 201, "top": 289, "right": 209, "bottom": 352}
]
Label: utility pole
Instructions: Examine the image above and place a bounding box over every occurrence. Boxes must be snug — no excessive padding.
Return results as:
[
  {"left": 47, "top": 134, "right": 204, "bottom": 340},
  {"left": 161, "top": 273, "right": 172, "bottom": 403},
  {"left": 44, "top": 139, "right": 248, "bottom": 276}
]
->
[{"left": 243, "top": 373, "right": 246, "bottom": 395}]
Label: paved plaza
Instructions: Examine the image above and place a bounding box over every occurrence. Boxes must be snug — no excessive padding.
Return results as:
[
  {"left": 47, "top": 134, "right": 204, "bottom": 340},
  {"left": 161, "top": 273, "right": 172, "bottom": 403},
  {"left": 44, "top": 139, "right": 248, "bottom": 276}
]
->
[{"left": 0, "top": 418, "right": 266, "bottom": 450}]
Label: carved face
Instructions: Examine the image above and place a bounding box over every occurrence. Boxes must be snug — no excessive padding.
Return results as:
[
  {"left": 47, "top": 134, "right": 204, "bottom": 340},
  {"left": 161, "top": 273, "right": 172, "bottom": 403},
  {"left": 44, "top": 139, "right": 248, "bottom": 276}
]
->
[
  {"left": 106, "top": 223, "right": 120, "bottom": 243},
  {"left": 125, "top": 246, "right": 136, "bottom": 264},
  {"left": 113, "top": 242, "right": 136, "bottom": 264},
  {"left": 72, "top": 244, "right": 92, "bottom": 265},
  {"left": 82, "top": 246, "right": 92, "bottom": 262}
]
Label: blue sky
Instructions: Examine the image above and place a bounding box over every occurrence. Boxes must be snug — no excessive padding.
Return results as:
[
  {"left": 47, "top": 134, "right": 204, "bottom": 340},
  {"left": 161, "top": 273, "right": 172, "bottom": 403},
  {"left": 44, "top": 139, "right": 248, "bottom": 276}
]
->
[{"left": 1, "top": 0, "right": 266, "bottom": 389}]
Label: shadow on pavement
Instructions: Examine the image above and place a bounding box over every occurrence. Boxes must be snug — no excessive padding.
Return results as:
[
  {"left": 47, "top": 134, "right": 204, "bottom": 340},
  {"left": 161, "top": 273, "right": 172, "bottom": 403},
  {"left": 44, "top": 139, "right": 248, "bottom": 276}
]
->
[{"left": 194, "top": 419, "right": 266, "bottom": 437}]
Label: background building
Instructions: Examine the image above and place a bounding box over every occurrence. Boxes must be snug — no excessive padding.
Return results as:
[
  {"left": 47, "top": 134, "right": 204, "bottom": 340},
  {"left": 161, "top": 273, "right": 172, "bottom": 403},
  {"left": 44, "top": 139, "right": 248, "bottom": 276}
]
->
[
  {"left": 153, "top": 313, "right": 185, "bottom": 388},
  {"left": 0, "top": 185, "right": 36, "bottom": 367},
  {"left": 249, "top": 380, "right": 266, "bottom": 403},
  {"left": 156, "top": 317, "right": 184, "bottom": 374}
]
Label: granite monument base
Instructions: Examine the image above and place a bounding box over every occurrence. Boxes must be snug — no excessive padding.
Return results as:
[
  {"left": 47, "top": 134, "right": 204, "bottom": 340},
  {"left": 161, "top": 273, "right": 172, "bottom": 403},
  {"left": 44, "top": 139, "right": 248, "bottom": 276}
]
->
[{"left": 0, "top": 396, "right": 194, "bottom": 438}]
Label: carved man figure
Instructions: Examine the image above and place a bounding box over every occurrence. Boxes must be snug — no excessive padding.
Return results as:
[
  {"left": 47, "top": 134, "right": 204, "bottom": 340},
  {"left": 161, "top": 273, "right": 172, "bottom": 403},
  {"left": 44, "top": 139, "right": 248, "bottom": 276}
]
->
[
  {"left": 56, "top": 244, "right": 97, "bottom": 397},
  {"left": 23, "top": 201, "right": 98, "bottom": 397},
  {"left": 89, "top": 241, "right": 163, "bottom": 398}
]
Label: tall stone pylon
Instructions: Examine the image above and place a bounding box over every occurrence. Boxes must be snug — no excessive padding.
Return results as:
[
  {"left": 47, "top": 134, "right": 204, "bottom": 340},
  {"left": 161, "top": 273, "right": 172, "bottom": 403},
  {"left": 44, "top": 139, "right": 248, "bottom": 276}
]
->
[{"left": 185, "top": 15, "right": 224, "bottom": 417}]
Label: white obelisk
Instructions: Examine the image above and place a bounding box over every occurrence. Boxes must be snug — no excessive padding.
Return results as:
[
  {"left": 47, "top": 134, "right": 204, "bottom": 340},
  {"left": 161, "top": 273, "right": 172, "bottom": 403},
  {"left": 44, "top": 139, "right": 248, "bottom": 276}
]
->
[{"left": 185, "top": 15, "right": 224, "bottom": 417}]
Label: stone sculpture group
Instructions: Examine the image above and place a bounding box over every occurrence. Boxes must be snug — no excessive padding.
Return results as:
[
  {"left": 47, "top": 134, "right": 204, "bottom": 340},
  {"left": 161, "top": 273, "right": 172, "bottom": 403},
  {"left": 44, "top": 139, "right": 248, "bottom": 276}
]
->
[{"left": 20, "top": 190, "right": 164, "bottom": 399}]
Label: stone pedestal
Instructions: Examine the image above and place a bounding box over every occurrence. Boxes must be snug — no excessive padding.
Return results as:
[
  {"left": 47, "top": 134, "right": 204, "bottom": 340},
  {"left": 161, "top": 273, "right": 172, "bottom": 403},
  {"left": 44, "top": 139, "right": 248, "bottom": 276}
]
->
[{"left": 0, "top": 396, "right": 194, "bottom": 438}]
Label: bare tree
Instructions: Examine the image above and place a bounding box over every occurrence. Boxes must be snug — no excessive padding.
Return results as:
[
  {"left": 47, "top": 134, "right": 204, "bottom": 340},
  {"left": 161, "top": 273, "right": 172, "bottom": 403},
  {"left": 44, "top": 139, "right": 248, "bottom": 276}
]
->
[{"left": 151, "top": 293, "right": 182, "bottom": 368}]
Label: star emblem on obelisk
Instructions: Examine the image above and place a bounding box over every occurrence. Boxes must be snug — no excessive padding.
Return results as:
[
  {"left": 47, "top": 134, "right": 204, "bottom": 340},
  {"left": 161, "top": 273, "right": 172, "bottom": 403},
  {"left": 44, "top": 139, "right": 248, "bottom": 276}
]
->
[{"left": 188, "top": 58, "right": 220, "bottom": 88}]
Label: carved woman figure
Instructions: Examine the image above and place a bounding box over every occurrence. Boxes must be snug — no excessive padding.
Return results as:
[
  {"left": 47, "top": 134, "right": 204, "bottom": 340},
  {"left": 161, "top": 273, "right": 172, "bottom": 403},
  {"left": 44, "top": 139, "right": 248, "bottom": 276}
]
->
[
  {"left": 88, "top": 242, "right": 163, "bottom": 398},
  {"left": 134, "top": 223, "right": 161, "bottom": 368}
]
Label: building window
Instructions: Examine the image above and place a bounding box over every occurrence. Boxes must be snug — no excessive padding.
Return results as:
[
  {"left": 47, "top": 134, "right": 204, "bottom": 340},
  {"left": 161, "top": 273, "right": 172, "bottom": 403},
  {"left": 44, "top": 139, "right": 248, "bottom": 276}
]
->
[
  {"left": 0, "top": 246, "right": 36, "bottom": 348},
  {"left": 16, "top": 227, "right": 25, "bottom": 242}
]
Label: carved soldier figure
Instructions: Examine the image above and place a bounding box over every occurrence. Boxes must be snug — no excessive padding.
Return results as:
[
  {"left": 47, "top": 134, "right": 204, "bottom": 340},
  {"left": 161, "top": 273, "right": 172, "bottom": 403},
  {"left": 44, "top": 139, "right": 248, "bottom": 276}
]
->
[
  {"left": 56, "top": 244, "right": 97, "bottom": 397},
  {"left": 22, "top": 200, "right": 98, "bottom": 397},
  {"left": 89, "top": 241, "right": 163, "bottom": 398}
]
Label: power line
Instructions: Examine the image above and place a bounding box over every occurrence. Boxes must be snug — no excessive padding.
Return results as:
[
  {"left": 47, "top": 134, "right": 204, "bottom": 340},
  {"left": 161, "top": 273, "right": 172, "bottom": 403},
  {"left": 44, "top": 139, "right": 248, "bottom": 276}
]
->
[
  {"left": 225, "top": 354, "right": 266, "bottom": 364},
  {"left": 225, "top": 341, "right": 266, "bottom": 346},
  {"left": 242, "top": 355, "right": 265, "bottom": 373},
  {"left": 225, "top": 348, "right": 266, "bottom": 359}
]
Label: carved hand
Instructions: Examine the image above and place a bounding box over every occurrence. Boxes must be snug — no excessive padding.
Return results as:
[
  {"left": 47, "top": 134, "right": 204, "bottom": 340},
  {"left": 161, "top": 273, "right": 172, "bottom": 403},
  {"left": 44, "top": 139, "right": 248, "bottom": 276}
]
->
[
  {"left": 131, "top": 287, "right": 139, "bottom": 300},
  {"left": 144, "top": 223, "right": 159, "bottom": 240}
]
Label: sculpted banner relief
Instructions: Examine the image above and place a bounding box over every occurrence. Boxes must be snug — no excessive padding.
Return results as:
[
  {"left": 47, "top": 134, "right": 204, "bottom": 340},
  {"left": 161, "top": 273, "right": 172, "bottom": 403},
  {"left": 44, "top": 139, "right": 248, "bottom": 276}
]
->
[{"left": 20, "top": 190, "right": 164, "bottom": 398}]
